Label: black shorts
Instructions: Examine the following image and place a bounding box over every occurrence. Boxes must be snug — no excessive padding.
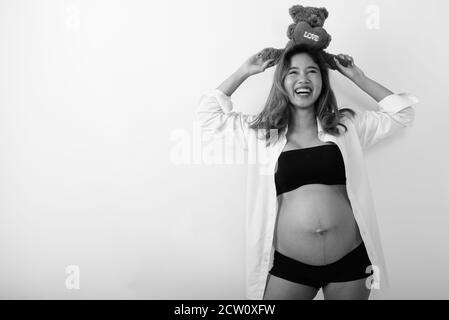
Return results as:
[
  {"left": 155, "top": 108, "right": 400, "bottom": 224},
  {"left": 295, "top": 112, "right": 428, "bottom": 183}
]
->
[{"left": 268, "top": 241, "right": 374, "bottom": 289}]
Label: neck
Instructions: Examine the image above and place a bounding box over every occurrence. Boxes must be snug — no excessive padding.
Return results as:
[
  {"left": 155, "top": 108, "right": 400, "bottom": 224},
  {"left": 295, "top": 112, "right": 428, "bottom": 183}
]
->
[{"left": 289, "top": 107, "right": 317, "bottom": 135}]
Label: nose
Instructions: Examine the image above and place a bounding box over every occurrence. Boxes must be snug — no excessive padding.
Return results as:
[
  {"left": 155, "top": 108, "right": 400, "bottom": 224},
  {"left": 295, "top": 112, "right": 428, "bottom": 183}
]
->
[
  {"left": 296, "top": 77, "right": 311, "bottom": 86},
  {"left": 296, "top": 72, "right": 311, "bottom": 83}
]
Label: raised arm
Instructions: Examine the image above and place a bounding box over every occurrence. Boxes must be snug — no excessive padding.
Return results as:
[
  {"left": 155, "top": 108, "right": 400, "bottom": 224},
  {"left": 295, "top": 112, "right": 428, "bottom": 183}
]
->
[
  {"left": 334, "top": 54, "right": 419, "bottom": 150},
  {"left": 334, "top": 53, "right": 393, "bottom": 102},
  {"left": 217, "top": 68, "right": 251, "bottom": 97},
  {"left": 196, "top": 52, "right": 275, "bottom": 150}
]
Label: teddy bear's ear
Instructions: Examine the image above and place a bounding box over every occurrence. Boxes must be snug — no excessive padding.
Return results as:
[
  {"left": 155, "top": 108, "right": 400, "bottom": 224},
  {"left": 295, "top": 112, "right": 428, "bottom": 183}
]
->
[
  {"left": 308, "top": 7, "right": 329, "bottom": 27},
  {"left": 288, "top": 5, "right": 304, "bottom": 22},
  {"left": 318, "top": 7, "right": 329, "bottom": 20}
]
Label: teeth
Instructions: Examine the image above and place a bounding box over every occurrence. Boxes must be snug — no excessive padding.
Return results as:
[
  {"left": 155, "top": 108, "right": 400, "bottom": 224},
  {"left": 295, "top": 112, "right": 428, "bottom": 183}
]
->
[{"left": 295, "top": 88, "right": 312, "bottom": 94}]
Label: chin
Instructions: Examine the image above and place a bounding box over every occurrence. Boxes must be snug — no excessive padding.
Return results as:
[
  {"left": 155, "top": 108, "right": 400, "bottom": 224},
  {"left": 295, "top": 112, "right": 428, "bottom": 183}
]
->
[{"left": 290, "top": 98, "right": 318, "bottom": 109}]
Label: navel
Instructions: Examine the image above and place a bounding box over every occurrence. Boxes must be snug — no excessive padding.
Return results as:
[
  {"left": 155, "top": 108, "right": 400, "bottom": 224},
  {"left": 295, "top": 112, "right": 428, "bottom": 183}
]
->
[{"left": 315, "top": 228, "right": 328, "bottom": 235}]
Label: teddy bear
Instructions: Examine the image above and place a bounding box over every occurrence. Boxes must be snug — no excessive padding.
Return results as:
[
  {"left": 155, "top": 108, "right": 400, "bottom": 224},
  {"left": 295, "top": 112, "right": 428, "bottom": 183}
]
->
[
  {"left": 287, "top": 5, "right": 331, "bottom": 50},
  {"left": 258, "top": 5, "right": 350, "bottom": 70}
]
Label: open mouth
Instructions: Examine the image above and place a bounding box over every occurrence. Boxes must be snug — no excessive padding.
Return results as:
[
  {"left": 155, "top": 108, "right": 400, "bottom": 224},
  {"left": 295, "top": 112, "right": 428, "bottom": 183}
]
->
[{"left": 294, "top": 87, "right": 312, "bottom": 97}]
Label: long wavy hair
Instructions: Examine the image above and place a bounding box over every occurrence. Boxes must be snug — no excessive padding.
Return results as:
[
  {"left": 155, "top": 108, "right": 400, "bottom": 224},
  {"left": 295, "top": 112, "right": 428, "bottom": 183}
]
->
[{"left": 248, "top": 43, "right": 355, "bottom": 147}]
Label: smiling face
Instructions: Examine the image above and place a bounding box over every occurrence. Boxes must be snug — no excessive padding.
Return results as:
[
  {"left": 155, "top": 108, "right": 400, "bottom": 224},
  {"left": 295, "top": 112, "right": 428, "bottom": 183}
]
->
[{"left": 283, "top": 52, "right": 322, "bottom": 109}]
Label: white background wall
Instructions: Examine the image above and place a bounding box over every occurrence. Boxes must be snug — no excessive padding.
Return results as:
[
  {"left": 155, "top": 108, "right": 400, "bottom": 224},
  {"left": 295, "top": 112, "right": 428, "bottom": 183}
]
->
[{"left": 0, "top": 0, "right": 448, "bottom": 299}]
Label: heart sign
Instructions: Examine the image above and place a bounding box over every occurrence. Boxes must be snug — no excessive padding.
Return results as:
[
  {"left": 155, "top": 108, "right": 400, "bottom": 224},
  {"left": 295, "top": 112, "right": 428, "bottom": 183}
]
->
[{"left": 292, "top": 21, "right": 331, "bottom": 50}]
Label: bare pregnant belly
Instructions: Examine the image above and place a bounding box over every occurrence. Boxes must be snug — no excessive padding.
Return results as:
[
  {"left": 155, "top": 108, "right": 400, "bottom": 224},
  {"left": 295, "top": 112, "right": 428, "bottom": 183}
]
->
[{"left": 274, "top": 184, "right": 362, "bottom": 266}]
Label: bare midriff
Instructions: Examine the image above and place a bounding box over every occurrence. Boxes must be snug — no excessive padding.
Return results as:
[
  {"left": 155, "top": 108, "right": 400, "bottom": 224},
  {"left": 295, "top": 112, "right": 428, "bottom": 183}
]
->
[{"left": 273, "top": 184, "right": 362, "bottom": 266}]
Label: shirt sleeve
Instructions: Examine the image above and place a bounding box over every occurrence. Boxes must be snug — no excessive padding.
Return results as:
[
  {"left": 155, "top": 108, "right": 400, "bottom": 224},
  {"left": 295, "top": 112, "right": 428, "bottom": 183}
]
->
[
  {"left": 352, "top": 92, "right": 419, "bottom": 151},
  {"left": 195, "top": 88, "right": 256, "bottom": 151}
]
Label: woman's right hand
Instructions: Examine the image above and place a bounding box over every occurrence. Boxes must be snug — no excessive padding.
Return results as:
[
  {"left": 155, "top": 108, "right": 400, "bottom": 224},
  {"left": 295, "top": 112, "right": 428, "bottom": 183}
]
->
[{"left": 239, "top": 52, "right": 275, "bottom": 77}]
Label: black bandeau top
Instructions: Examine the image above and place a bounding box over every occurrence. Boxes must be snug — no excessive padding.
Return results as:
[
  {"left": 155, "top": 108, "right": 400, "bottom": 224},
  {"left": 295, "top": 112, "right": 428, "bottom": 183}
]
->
[{"left": 275, "top": 143, "right": 346, "bottom": 196}]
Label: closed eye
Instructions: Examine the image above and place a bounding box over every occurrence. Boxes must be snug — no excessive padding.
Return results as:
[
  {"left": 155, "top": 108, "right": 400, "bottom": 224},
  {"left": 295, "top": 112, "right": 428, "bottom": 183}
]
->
[{"left": 288, "top": 70, "right": 317, "bottom": 75}]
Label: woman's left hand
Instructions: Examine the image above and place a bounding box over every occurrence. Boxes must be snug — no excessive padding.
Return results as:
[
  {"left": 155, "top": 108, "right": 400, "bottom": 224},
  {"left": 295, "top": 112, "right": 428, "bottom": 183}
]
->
[{"left": 334, "top": 54, "right": 365, "bottom": 82}]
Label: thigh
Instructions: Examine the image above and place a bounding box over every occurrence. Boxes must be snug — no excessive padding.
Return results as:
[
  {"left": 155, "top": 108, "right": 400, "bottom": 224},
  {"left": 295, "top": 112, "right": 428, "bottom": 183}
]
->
[
  {"left": 263, "top": 274, "right": 319, "bottom": 300},
  {"left": 322, "top": 278, "right": 371, "bottom": 300}
]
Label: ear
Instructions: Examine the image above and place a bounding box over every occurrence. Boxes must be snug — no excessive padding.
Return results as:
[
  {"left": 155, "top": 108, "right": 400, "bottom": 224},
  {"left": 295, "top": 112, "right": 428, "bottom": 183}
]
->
[
  {"left": 318, "top": 7, "right": 329, "bottom": 20},
  {"left": 310, "top": 7, "right": 329, "bottom": 27},
  {"left": 288, "top": 5, "right": 305, "bottom": 23}
]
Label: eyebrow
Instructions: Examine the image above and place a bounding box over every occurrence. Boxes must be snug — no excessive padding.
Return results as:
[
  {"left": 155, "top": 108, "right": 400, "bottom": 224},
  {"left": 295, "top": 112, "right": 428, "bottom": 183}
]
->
[{"left": 288, "top": 66, "right": 319, "bottom": 71}]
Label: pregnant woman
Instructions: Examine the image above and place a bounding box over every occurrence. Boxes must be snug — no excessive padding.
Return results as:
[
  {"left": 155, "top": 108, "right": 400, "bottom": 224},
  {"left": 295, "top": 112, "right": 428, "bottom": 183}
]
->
[
  {"left": 196, "top": 43, "right": 418, "bottom": 299},
  {"left": 264, "top": 45, "right": 373, "bottom": 300}
]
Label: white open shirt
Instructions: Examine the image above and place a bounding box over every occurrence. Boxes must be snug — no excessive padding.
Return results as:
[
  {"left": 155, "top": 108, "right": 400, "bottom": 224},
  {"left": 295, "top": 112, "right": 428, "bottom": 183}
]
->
[{"left": 196, "top": 88, "right": 419, "bottom": 300}]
